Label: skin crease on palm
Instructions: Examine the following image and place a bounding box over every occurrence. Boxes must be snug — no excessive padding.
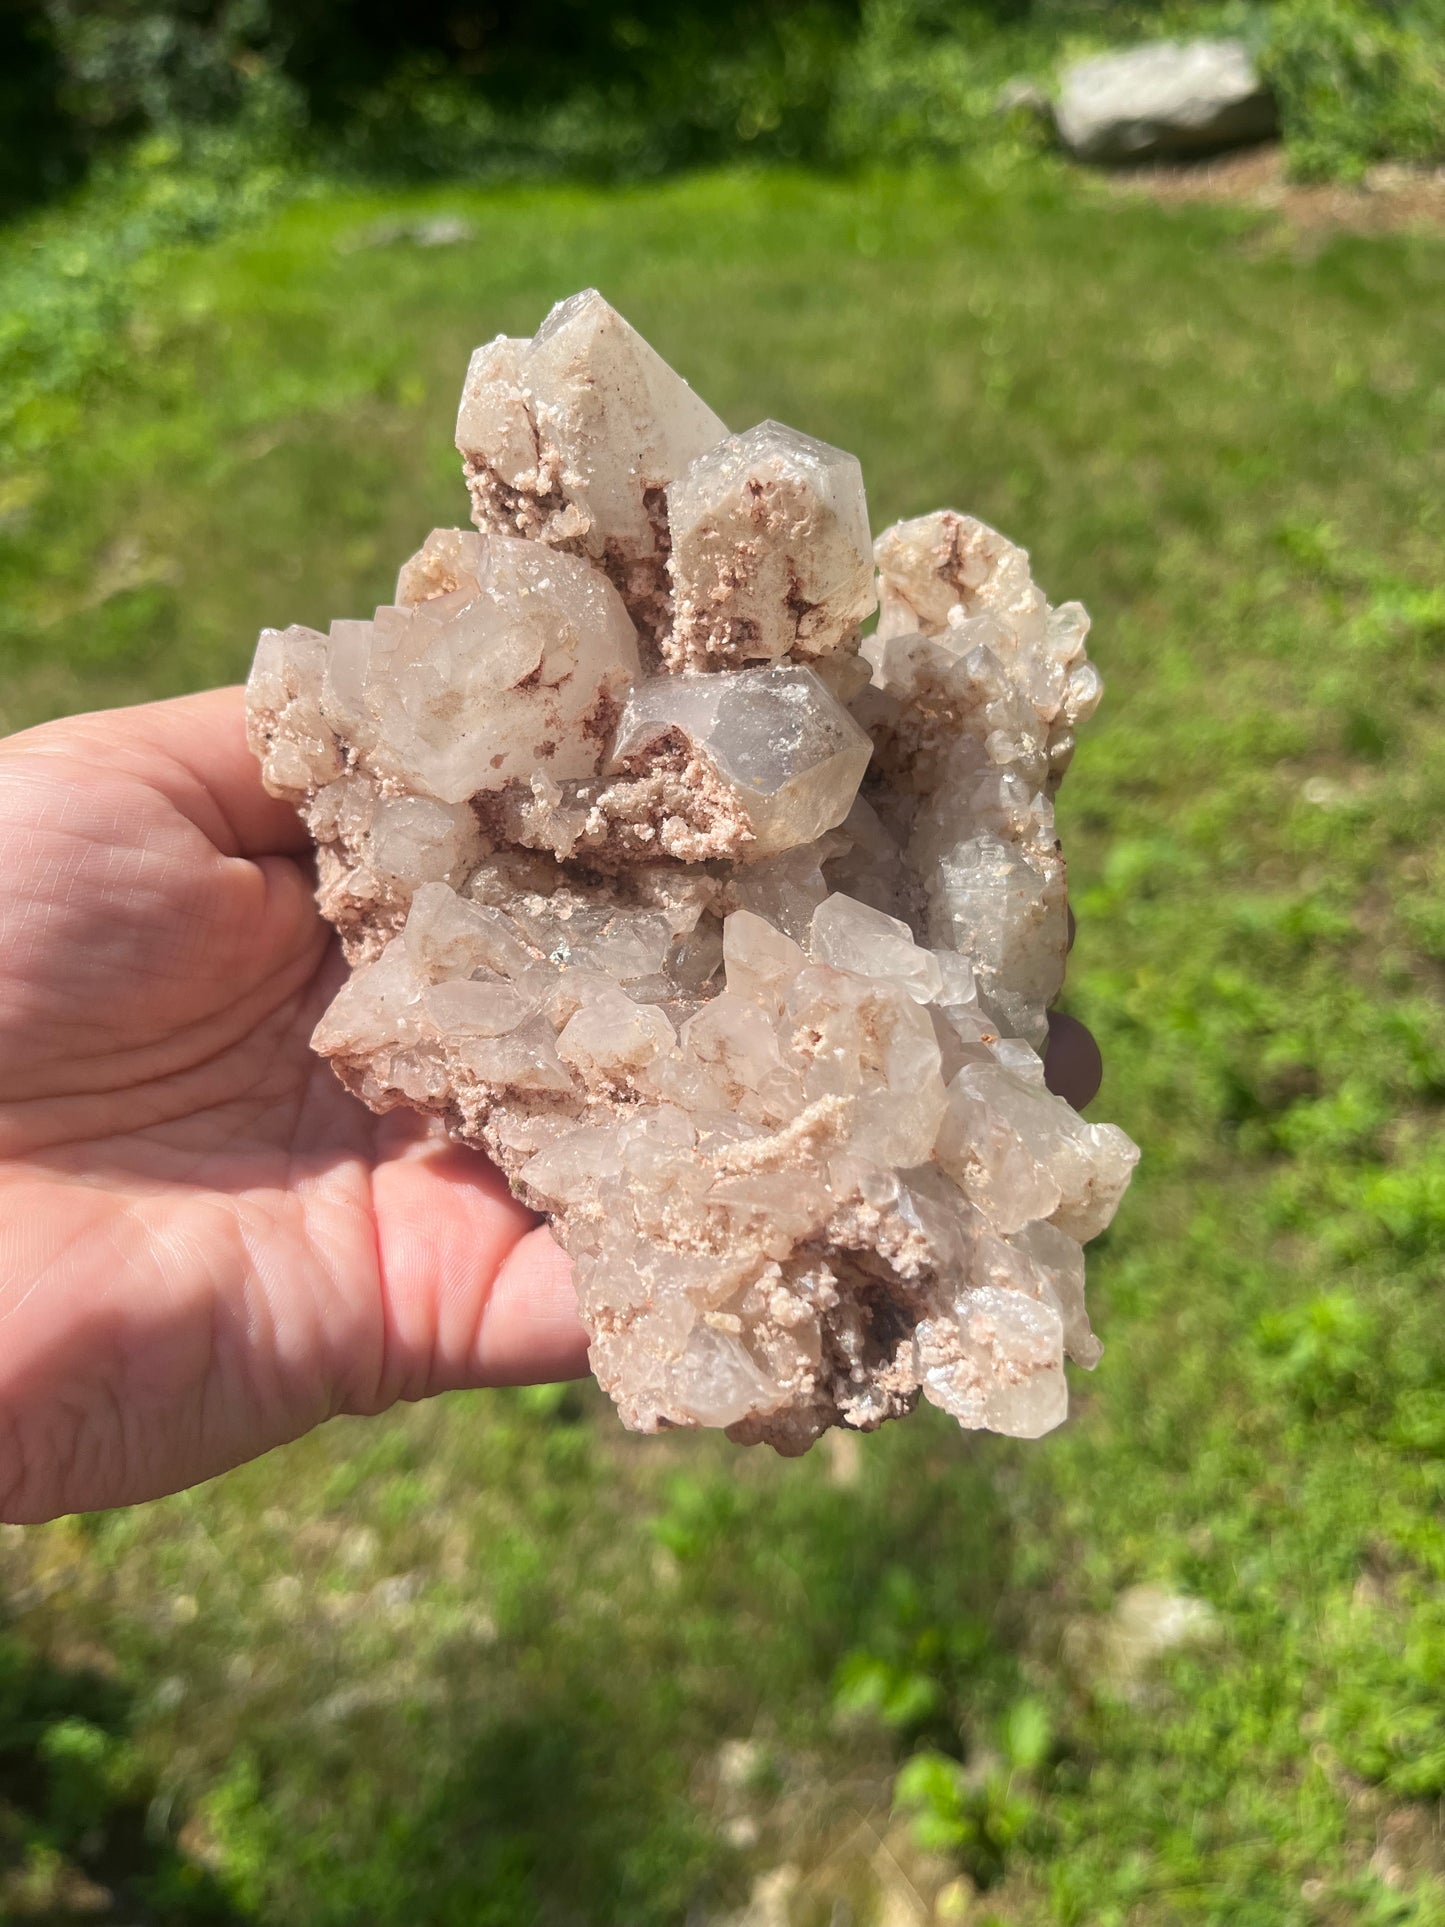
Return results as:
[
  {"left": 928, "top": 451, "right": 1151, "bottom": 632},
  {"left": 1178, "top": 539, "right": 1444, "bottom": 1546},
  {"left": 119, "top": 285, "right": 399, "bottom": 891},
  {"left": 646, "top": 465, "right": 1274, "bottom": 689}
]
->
[{"left": 0, "top": 689, "right": 1103, "bottom": 1525}]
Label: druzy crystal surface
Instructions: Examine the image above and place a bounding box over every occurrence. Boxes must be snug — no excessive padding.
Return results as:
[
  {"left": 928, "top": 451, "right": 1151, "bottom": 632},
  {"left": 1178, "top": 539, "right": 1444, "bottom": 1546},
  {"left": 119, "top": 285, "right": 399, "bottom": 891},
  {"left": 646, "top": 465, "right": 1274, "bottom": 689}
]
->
[{"left": 247, "top": 291, "right": 1138, "bottom": 1453}]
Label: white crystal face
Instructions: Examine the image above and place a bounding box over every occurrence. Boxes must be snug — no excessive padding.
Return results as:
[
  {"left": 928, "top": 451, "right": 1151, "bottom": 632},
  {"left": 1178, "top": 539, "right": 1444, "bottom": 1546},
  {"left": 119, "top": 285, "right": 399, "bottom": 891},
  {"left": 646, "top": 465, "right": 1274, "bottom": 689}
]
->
[
  {"left": 455, "top": 291, "right": 728, "bottom": 637},
  {"left": 526, "top": 290, "right": 729, "bottom": 555},
  {"left": 367, "top": 795, "right": 484, "bottom": 887},
  {"left": 936, "top": 1054, "right": 1141, "bottom": 1242},
  {"left": 665, "top": 420, "right": 877, "bottom": 671},
  {"left": 246, "top": 624, "right": 343, "bottom": 794},
  {"left": 809, "top": 893, "right": 943, "bottom": 1004},
  {"left": 926, "top": 832, "right": 1068, "bottom": 1048},
  {"left": 359, "top": 531, "right": 639, "bottom": 805},
  {"left": 453, "top": 337, "right": 541, "bottom": 505},
  {"left": 874, "top": 508, "right": 1048, "bottom": 645},
  {"left": 914, "top": 1286, "right": 1068, "bottom": 1439},
  {"left": 860, "top": 502, "right": 1107, "bottom": 1046},
  {"left": 612, "top": 663, "right": 872, "bottom": 857},
  {"left": 247, "top": 289, "right": 1137, "bottom": 1457},
  {"left": 394, "top": 526, "right": 486, "bottom": 608}
]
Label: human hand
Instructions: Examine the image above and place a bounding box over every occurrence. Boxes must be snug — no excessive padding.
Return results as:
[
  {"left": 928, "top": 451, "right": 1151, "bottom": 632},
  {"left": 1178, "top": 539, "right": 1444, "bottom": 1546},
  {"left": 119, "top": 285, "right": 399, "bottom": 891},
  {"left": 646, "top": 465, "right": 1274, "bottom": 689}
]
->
[
  {"left": 0, "top": 689, "right": 587, "bottom": 1523},
  {"left": 0, "top": 689, "right": 1100, "bottom": 1523}
]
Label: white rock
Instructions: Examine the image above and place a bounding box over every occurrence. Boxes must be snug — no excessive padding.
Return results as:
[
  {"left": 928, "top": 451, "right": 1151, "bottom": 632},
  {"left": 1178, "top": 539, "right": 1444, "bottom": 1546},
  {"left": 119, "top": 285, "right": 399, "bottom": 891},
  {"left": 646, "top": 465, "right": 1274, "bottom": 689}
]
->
[{"left": 1055, "top": 39, "right": 1278, "bottom": 165}]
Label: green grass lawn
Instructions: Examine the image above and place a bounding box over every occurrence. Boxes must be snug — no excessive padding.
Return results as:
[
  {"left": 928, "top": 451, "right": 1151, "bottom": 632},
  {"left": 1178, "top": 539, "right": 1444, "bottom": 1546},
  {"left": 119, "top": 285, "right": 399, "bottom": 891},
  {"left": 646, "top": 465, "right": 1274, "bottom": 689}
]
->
[{"left": 1, "top": 164, "right": 1443, "bottom": 1926}]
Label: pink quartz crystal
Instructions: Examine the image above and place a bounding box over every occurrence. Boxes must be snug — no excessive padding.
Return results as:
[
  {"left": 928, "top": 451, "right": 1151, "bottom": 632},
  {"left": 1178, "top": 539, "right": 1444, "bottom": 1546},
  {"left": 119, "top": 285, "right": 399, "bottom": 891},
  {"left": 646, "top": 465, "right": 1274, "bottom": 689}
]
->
[{"left": 246, "top": 290, "right": 1138, "bottom": 1455}]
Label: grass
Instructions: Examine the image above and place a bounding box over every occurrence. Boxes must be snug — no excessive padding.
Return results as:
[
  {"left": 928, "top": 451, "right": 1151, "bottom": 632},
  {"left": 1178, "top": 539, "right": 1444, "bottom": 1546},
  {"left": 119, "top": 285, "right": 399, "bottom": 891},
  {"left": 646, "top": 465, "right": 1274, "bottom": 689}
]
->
[{"left": 1, "top": 163, "right": 1443, "bottom": 1925}]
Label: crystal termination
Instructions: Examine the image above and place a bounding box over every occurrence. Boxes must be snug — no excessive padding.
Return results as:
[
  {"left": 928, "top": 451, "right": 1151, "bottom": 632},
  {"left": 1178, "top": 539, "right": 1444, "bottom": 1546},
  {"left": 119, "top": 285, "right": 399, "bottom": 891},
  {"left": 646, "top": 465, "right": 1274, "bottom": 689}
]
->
[{"left": 247, "top": 290, "right": 1139, "bottom": 1454}]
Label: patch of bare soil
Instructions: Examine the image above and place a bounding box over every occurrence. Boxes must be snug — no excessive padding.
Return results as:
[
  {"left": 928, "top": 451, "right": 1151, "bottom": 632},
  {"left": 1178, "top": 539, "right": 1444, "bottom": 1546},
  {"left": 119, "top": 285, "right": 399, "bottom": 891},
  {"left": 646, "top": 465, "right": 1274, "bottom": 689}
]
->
[{"left": 1110, "top": 143, "right": 1445, "bottom": 234}]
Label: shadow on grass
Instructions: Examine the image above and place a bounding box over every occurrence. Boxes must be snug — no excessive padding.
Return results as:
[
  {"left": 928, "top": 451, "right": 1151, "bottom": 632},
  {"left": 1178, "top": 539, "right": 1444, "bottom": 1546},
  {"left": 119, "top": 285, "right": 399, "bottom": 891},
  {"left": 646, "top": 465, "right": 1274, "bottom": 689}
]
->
[
  {"left": 0, "top": 1631, "right": 252, "bottom": 1923},
  {"left": 255, "top": 1423, "right": 1024, "bottom": 1925},
  {"left": 0, "top": 1416, "right": 1022, "bottom": 1925}
]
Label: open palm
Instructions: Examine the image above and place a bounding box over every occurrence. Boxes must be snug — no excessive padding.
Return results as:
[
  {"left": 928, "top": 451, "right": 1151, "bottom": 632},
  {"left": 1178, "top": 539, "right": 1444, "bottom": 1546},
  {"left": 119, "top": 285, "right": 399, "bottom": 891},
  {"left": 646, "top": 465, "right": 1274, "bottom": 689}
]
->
[{"left": 0, "top": 690, "right": 584, "bottom": 1524}]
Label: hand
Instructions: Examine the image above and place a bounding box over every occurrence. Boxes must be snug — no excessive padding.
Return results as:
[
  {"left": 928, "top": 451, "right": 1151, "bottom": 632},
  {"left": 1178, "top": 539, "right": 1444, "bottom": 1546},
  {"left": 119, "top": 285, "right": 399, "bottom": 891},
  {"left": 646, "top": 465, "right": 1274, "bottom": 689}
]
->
[
  {"left": 0, "top": 689, "right": 1101, "bottom": 1523},
  {"left": 0, "top": 690, "right": 587, "bottom": 1524}
]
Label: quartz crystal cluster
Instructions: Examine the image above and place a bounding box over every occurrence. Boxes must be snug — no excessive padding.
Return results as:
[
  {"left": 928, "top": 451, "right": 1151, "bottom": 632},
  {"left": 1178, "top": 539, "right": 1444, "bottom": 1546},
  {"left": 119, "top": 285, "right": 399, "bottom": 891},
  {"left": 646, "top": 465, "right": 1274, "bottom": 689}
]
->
[{"left": 247, "top": 289, "right": 1139, "bottom": 1453}]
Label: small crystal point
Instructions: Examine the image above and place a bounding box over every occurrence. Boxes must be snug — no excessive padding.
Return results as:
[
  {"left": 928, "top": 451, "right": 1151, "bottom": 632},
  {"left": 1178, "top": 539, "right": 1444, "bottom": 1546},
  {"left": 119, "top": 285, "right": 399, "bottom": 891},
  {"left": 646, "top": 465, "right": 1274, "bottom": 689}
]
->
[
  {"left": 809, "top": 893, "right": 944, "bottom": 1004},
  {"left": 361, "top": 532, "right": 639, "bottom": 805},
  {"left": 456, "top": 290, "right": 728, "bottom": 641},
  {"left": 247, "top": 288, "right": 1138, "bottom": 1456},
  {"left": 526, "top": 290, "right": 729, "bottom": 559},
  {"left": 608, "top": 662, "right": 872, "bottom": 858},
  {"left": 665, "top": 419, "right": 876, "bottom": 672},
  {"left": 874, "top": 508, "right": 1047, "bottom": 645}
]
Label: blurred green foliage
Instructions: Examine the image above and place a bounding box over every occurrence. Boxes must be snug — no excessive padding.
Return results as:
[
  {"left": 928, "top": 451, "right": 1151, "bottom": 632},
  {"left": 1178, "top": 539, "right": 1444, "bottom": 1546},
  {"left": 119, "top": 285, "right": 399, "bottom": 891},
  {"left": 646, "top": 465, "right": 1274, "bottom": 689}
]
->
[
  {"left": 1261, "top": 0, "right": 1445, "bottom": 178},
  {"left": 0, "top": 159, "right": 1442, "bottom": 1922},
  {"left": 893, "top": 1698, "right": 1049, "bottom": 1878},
  {"left": 4, "top": 0, "right": 1444, "bottom": 221}
]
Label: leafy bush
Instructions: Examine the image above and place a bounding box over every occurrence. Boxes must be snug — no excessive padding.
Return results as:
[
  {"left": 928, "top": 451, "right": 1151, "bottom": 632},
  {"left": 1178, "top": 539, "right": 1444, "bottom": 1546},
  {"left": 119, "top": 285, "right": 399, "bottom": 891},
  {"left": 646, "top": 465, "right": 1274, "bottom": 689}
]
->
[
  {"left": 893, "top": 1701, "right": 1051, "bottom": 1884},
  {"left": 0, "top": 5, "right": 83, "bottom": 215},
  {"left": 44, "top": 0, "right": 279, "bottom": 139},
  {"left": 2, "top": 0, "right": 1444, "bottom": 214},
  {"left": 830, "top": 0, "right": 1039, "bottom": 164},
  {"left": 1262, "top": 0, "right": 1445, "bottom": 179},
  {"left": 320, "top": 7, "right": 849, "bottom": 181},
  {"left": 30, "top": 0, "right": 862, "bottom": 187}
]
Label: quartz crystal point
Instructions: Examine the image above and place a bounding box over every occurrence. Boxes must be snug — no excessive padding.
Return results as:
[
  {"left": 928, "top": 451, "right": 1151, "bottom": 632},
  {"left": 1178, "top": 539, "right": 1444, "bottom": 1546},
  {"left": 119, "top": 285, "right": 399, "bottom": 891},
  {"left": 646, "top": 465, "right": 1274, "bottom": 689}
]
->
[
  {"left": 468, "top": 661, "right": 871, "bottom": 868},
  {"left": 455, "top": 290, "right": 729, "bottom": 645},
  {"left": 363, "top": 529, "right": 639, "bottom": 805},
  {"left": 248, "top": 291, "right": 1139, "bottom": 1455},
  {"left": 665, "top": 421, "right": 877, "bottom": 672},
  {"left": 608, "top": 663, "right": 873, "bottom": 856},
  {"left": 860, "top": 508, "right": 1101, "bottom": 1045}
]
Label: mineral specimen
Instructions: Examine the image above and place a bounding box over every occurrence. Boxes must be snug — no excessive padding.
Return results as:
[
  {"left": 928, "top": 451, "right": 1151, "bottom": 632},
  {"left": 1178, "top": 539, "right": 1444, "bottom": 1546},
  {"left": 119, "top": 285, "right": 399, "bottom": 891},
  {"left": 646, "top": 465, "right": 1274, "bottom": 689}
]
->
[{"left": 247, "top": 290, "right": 1138, "bottom": 1454}]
